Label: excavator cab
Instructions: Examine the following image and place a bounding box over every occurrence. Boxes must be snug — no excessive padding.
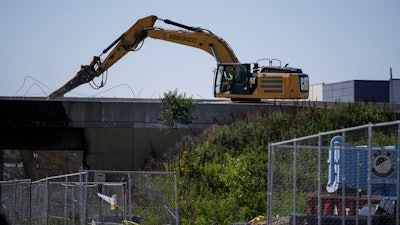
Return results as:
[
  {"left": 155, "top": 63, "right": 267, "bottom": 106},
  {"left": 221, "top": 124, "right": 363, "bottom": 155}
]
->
[
  {"left": 214, "top": 63, "right": 254, "bottom": 95},
  {"left": 214, "top": 60, "right": 309, "bottom": 100}
]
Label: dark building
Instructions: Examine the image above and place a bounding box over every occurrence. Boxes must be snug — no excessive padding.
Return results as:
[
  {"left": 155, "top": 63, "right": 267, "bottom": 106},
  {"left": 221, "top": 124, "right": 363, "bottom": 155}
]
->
[{"left": 322, "top": 80, "right": 399, "bottom": 103}]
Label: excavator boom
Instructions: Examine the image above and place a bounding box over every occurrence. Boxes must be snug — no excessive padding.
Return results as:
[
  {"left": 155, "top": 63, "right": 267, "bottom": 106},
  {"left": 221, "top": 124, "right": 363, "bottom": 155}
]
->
[{"left": 146, "top": 29, "right": 239, "bottom": 64}]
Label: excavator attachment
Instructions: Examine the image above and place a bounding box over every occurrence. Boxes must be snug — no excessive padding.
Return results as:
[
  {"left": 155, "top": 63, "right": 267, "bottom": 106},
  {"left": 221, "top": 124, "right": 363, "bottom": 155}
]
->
[{"left": 49, "top": 65, "right": 96, "bottom": 99}]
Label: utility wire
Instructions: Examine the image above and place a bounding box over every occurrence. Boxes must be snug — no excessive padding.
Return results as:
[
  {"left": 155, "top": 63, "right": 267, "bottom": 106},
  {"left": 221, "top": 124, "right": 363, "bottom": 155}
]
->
[
  {"left": 90, "top": 83, "right": 136, "bottom": 98},
  {"left": 13, "top": 75, "right": 53, "bottom": 96},
  {"left": 24, "top": 83, "right": 48, "bottom": 97}
]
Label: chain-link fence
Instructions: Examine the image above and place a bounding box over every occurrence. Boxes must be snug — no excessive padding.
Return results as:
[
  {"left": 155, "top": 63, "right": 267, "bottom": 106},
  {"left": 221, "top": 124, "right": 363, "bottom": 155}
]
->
[
  {"left": 0, "top": 179, "right": 31, "bottom": 225},
  {"left": 267, "top": 121, "right": 400, "bottom": 225},
  {"left": 0, "top": 170, "right": 178, "bottom": 225}
]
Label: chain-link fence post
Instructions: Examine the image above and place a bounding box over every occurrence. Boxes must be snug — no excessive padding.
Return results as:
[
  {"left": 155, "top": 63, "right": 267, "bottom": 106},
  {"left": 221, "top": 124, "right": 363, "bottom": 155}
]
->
[
  {"left": 266, "top": 143, "right": 273, "bottom": 225},
  {"left": 174, "top": 172, "right": 180, "bottom": 225}
]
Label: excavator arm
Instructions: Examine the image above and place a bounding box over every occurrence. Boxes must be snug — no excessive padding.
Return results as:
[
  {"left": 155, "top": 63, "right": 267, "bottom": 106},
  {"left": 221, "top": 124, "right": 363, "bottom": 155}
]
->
[{"left": 49, "top": 15, "right": 238, "bottom": 99}]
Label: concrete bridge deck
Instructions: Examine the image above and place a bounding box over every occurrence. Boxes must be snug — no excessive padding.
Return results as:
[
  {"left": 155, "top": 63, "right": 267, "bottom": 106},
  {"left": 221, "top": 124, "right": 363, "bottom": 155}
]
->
[{"left": 0, "top": 97, "right": 311, "bottom": 171}]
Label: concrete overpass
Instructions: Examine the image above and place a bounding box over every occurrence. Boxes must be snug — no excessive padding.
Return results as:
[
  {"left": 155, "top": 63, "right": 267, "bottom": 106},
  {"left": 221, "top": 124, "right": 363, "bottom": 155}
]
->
[{"left": 1, "top": 97, "right": 299, "bottom": 172}]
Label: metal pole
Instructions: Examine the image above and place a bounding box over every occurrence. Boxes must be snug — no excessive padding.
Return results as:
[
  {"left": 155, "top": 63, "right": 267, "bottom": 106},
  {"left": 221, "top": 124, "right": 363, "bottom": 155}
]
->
[
  {"left": 13, "top": 182, "right": 17, "bottom": 225},
  {"left": 29, "top": 180, "right": 32, "bottom": 225},
  {"left": 356, "top": 140, "right": 360, "bottom": 225},
  {"left": 64, "top": 176, "right": 68, "bottom": 225},
  {"left": 367, "top": 123, "right": 372, "bottom": 225},
  {"left": 341, "top": 132, "right": 346, "bottom": 225},
  {"left": 72, "top": 184, "right": 75, "bottom": 225},
  {"left": 292, "top": 141, "right": 297, "bottom": 225},
  {"left": 267, "top": 143, "right": 274, "bottom": 225},
  {"left": 128, "top": 172, "right": 132, "bottom": 222},
  {"left": 396, "top": 123, "right": 400, "bottom": 225},
  {"left": 79, "top": 172, "right": 83, "bottom": 225},
  {"left": 45, "top": 179, "right": 49, "bottom": 225},
  {"left": 80, "top": 171, "right": 89, "bottom": 225},
  {"left": 390, "top": 68, "right": 396, "bottom": 121},
  {"left": 317, "top": 135, "right": 322, "bottom": 225},
  {"left": 174, "top": 172, "right": 180, "bottom": 225}
]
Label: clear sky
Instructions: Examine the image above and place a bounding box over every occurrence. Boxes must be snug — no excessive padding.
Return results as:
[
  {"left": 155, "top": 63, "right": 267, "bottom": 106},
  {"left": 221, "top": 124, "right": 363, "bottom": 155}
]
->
[{"left": 1, "top": 0, "right": 399, "bottom": 99}]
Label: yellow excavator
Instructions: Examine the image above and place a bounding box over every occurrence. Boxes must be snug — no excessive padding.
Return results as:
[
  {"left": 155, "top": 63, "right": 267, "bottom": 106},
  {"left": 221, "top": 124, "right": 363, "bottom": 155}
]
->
[{"left": 49, "top": 15, "right": 309, "bottom": 100}]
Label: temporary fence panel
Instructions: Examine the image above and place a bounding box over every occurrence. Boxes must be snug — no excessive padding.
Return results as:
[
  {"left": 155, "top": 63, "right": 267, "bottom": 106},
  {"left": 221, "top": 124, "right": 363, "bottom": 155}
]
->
[
  {"left": 267, "top": 121, "right": 400, "bottom": 225},
  {"left": 0, "top": 170, "right": 178, "bottom": 225},
  {"left": 0, "top": 179, "right": 31, "bottom": 225}
]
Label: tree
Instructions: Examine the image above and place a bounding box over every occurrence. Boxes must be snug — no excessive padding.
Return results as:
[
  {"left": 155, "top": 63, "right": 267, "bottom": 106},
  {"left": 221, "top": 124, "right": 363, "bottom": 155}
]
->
[{"left": 159, "top": 89, "right": 196, "bottom": 131}]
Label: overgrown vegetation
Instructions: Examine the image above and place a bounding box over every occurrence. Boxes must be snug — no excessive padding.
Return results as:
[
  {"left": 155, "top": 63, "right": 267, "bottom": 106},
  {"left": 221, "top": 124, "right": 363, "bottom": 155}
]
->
[
  {"left": 159, "top": 89, "right": 195, "bottom": 132},
  {"left": 152, "top": 101, "right": 396, "bottom": 225}
]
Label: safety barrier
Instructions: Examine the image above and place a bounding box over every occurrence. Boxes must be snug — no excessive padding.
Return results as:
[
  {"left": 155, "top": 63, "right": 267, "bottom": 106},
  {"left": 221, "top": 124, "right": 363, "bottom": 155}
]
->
[
  {"left": 0, "top": 170, "right": 178, "bottom": 225},
  {"left": 267, "top": 121, "right": 400, "bottom": 225}
]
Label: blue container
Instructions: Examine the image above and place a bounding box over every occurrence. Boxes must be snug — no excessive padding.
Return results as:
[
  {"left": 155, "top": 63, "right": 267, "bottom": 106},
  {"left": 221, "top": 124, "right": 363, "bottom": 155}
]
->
[{"left": 326, "top": 136, "right": 397, "bottom": 197}]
